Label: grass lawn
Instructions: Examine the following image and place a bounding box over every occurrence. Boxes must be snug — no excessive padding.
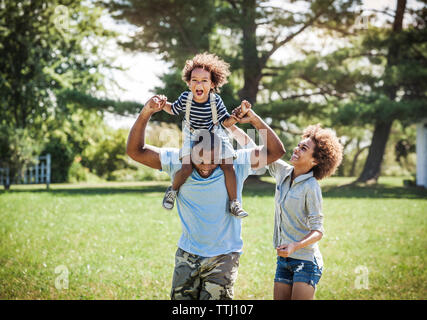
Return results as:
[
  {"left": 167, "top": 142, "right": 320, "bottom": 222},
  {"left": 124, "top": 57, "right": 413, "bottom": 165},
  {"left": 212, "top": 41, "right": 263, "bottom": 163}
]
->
[{"left": 0, "top": 176, "right": 426, "bottom": 300}]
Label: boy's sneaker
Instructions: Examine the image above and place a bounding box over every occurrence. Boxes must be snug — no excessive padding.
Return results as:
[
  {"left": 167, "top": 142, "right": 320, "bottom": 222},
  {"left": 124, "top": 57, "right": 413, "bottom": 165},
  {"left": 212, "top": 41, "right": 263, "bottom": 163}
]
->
[
  {"left": 163, "top": 186, "right": 178, "bottom": 210},
  {"left": 229, "top": 199, "right": 248, "bottom": 218}
]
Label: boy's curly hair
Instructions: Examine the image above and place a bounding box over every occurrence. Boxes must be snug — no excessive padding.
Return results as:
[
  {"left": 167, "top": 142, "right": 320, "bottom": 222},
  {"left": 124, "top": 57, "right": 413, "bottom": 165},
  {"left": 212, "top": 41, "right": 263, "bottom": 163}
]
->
[
  {"left": 182, "top": 52, "right": 230, "bottom": 93},
  {"left": 302, "top": 124, "right": 343, "bottom": 180}
]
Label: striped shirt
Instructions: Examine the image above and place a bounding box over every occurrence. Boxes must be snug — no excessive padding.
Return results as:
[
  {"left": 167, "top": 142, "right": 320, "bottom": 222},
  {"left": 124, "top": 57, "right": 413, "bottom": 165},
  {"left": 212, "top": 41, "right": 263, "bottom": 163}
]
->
[{"left": 171, "top": 91, "right": 230, "bottom": 130}]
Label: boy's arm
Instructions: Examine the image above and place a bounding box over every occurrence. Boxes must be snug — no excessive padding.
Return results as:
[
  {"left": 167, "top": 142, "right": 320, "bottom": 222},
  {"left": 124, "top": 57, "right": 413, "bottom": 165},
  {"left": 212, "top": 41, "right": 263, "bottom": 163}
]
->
[
  {"left": 162, "top": 102, "right": 175, "bottom": 115},
  {"left": 222, "top": 100, "right": 251, "bottom": 128},
  {"left": 222, "top": 115, "right": 238, "bottom": 128}
]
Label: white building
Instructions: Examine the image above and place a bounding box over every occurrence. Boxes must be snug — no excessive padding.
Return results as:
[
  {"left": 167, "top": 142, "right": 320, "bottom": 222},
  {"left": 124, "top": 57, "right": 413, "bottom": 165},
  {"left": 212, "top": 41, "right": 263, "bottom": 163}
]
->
[{"left": 416, "top": 118, "right": 427, "bottom": 188}]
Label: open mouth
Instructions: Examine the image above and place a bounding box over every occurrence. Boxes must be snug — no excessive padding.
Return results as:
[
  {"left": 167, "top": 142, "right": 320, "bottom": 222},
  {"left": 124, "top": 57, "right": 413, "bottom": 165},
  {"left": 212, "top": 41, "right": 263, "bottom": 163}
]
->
[
  {"left": 291, "top": 153, "right": 299, "bottom": 161},
  {"left": 199, "top": 169, "right": 211, "bottom": 176},
  {"left": 195, "top": 89, "right": 204, "bottom": 96}
]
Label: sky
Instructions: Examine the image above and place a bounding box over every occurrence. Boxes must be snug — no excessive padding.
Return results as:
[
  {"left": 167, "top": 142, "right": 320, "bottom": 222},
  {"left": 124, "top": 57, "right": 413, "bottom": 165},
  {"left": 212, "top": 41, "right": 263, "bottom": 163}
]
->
[{"left": 100, "top": 0, "right": 410, "bottom": 130}]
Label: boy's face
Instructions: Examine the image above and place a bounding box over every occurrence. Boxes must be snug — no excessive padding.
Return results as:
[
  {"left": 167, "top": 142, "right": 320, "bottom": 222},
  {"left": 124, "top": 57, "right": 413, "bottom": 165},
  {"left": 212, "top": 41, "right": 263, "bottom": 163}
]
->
[{"left": 188, "top": 68, "right": 215, "bottom": 103}]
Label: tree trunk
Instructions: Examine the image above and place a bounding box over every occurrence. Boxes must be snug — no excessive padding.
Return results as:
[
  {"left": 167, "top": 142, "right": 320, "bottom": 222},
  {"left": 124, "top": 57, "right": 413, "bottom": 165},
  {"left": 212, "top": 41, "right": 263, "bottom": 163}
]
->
[
  {"left": 237, "top": 0, "right": 262, "bottom": 104},
  {"left": 357, "top": 0, "right": 406, "bottom": 183},
  {"left": 357, "top": 121, "right": 393, "bottom": 182},
  {"left": 350, "top": 140, "right": 369, "bottom": 177}
]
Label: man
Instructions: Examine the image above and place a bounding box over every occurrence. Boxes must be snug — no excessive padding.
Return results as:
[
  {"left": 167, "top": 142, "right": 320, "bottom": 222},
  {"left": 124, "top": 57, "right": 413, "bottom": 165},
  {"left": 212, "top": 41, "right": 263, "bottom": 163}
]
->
[{"left": 126, "top": 95, "right": 285, "bottom": 300}]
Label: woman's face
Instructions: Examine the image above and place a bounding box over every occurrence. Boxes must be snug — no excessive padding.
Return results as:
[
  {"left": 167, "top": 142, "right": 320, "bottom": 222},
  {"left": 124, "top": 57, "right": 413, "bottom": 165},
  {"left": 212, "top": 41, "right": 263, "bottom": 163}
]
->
[
  {"left": 290, "top": 138, "right": 318, "bottom": 169},
  {"left": 188, "top": 68, "right": 215, "bottom": 103}
]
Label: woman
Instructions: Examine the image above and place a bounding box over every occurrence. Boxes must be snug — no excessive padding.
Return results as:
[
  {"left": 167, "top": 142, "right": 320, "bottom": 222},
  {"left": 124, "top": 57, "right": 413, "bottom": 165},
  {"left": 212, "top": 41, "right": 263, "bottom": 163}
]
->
[{"left": 268, "top": 124, "right": 343, "bottom": 300}]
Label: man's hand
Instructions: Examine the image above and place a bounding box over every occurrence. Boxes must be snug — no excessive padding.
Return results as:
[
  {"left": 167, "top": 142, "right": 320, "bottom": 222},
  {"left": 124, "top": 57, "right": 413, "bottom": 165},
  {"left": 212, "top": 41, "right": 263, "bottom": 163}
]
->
[
  {"left": 233, "top": 109, "right": 256, "bottom": 124},
  {"left": 232, "top": 100, "right": 251, "bottom": 118},
  {"left": 231, "top": 100, "right": 255, "bottom": 124},
  {"left": 142, "top": 95, "right": 167, "bottom": 115},
  {"left": 276, "top": 243, "right": 299, "bottom": 258}
]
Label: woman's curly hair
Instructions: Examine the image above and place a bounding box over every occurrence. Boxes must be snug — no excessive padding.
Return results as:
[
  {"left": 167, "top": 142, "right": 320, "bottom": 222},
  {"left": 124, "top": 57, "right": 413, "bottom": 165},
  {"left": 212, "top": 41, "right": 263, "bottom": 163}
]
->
[
  {"left": 302, "top": 124, "right": 343, "bottom": 180},
  {"left": 182, "top": 52, "right": 230, "bottom": 93}
]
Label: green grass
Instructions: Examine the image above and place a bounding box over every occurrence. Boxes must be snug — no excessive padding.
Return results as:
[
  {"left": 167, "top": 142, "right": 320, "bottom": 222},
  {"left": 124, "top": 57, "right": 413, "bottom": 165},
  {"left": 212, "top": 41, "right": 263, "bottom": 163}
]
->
[{"left": 0, "top": 177, "right": 426, "bottom": 300}]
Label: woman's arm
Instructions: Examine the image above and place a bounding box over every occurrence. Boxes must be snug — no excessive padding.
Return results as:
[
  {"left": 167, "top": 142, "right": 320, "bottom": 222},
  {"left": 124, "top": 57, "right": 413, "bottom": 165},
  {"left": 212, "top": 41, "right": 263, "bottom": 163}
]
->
[{"left": 276, "top": 231, "right": 323, "bottom": 258}]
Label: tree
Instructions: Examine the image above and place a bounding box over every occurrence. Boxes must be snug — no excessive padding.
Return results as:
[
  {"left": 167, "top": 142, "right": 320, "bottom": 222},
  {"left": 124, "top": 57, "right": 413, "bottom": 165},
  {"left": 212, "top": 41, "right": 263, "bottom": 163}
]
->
[
  {"left": 102, "top": 0, "right": 426, "bottom": 183},
  {"left": 0, "top": 0, "right": 119, "bottom": 183},
  {"left": 356, "top": 0, "right": 422, "bottom": 182},
  {"left": 332, "top": 0, "right": 426, "bottom": 182},
  {"left": 260, "top": 0, "right": 426, "bottom": 181},
  {"left": 102, "top": 0, "right": 361, "bottom": 104}
]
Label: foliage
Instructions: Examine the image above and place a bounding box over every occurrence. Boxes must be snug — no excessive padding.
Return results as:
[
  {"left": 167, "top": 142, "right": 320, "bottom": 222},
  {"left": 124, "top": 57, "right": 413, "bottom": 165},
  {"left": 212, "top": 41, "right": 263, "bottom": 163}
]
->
[
  {"left": 0, "top": 0, "right": 119, "bottom": 182},
  {"left": 68, "top": 158, "right": 105, "bottom": 183},
  {"left": 0, "top": 0, "right": 116, "bottom": 129},
  {"left": 108, "top": 0, "right": 427, "bottom": 183},
  {"left": 0, "top": 125, "right": 42, "bottom": 188},
  {"left": 102, "top": 0, "right": 362, "bottom": 103},
  {"left": 108, "top": 167, "right": 169, "bottom": 182},
  {"left": 81, "top": 127, "right": 129, "bottom": 179}
]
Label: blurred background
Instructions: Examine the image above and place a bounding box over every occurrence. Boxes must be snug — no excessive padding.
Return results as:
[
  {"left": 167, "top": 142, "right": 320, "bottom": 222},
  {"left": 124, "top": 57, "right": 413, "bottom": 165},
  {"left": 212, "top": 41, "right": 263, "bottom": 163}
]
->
[
  {"left": 1, "top": 0, "right": 425, "bottom": 186},
  {"left": 1, "top": 0, "right": 426, "bottom": 301}
]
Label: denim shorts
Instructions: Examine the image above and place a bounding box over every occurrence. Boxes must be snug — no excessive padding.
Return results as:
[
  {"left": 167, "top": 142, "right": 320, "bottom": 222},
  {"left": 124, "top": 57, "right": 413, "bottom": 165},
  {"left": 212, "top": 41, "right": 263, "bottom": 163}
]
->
[{"left": 274, "top": 256, "right": 323, "bottom": 289}]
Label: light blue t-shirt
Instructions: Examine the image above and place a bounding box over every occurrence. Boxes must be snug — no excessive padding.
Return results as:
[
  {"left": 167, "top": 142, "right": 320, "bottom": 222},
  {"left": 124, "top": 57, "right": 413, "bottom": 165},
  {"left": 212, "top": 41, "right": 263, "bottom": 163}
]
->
[{"left": 160, "top": 148, "right": 256, "bottom": 257}]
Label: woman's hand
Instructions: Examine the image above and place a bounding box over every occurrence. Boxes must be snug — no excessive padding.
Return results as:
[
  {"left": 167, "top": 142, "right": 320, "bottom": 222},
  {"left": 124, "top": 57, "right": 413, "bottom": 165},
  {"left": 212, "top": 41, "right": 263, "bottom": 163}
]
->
[{"left": 276, "top": 243, "right": 299, "bottom": 258}]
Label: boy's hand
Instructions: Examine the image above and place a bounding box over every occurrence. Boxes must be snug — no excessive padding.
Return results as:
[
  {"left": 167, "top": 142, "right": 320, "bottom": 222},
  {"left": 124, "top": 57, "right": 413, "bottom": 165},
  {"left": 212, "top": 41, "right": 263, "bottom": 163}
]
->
[
  {"left": 240, "top": 100, "right": 251, "bottom": 117},
  {"left": 232, "top": 100, "right": 252, "bottom": 119},
  {"left": 231, "top": 100, "right": 255, "bottom": 124}
]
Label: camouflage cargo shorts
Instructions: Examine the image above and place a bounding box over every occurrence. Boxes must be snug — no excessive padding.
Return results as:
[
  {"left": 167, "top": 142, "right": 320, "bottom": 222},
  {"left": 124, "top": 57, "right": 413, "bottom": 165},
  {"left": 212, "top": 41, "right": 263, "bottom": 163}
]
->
[{"left": 170, "top": 248, "right": 240, "bottom": 300}]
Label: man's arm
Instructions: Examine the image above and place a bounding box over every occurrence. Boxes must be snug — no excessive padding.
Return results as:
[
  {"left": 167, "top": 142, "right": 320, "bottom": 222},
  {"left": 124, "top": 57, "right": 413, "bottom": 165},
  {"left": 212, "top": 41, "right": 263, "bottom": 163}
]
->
[
  {"left": 226, "top": 125, "right": 255, "bottom": 148},
  {"left": 126, "top": 95, "right": 166, "bottom": 170},
  {"left": 237, "top": 110, "right": 286, "bottom": 169}
]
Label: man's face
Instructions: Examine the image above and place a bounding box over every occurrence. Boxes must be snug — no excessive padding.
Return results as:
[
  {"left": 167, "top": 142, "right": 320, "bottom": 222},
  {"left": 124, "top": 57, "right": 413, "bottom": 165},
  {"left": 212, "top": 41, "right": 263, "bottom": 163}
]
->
[
  {"left": 188, "top": 68, "right": 215, "bottom": 103},
  {"left": 191, "top": 147, "right": 219, "bottom": 178}
]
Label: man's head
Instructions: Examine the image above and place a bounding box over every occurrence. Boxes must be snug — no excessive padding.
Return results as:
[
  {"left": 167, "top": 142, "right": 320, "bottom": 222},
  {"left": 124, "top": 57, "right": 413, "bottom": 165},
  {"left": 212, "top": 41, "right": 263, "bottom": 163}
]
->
[
  {"left": 190, "top": 130, "right": 222, "bottom": 178},
  {"left": 182, "top": 52, "right": 230, "bottom": 103}
]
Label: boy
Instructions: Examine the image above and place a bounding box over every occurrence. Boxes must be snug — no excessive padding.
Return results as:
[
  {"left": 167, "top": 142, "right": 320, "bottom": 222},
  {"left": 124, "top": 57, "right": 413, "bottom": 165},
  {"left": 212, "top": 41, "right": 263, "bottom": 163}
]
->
[{"left": 160, "top": 52, "right": 249, "bottom": 218}]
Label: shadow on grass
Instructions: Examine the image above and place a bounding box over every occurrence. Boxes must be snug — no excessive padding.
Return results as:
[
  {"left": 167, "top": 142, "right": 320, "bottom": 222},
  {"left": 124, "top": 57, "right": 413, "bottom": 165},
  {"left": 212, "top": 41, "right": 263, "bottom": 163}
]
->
[
  {"left": 1, "top": 179, "right": 426, "bottom": 199},
  {"left": 0, "top": 185, "right": 168, "bottom": 196},
  {"left": 242, "top": 178, "right": 427, "bottom": 200},
  {"left": 321, "top": 183, "right": 427, "bottom": 199}
]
